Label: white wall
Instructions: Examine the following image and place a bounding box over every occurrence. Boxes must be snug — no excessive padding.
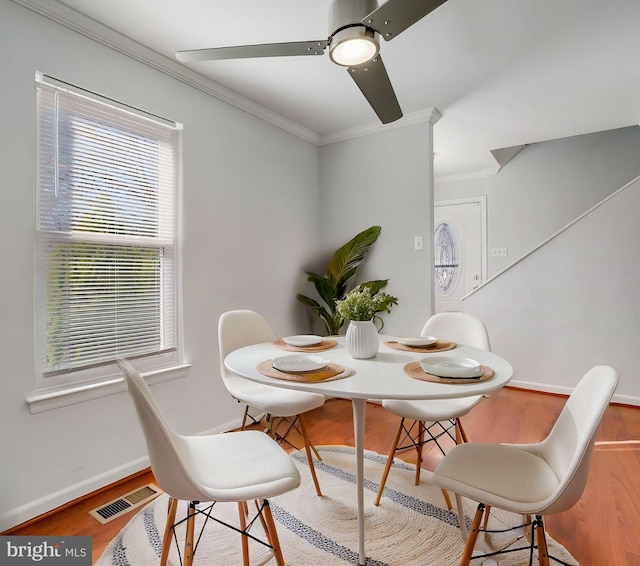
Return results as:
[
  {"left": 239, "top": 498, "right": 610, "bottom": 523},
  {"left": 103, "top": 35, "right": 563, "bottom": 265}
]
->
[
  {"left": 436, "top": 126, "right": 640, "bottom": 277},
  {"left": 465, "top": 176, "right": 640, "bottom": 404},
  {"left": 318, "top": 122, "right": 436, "bottom": 336},
  {"left": 0, "top": 0, "right": 320, "bottom": 529}
]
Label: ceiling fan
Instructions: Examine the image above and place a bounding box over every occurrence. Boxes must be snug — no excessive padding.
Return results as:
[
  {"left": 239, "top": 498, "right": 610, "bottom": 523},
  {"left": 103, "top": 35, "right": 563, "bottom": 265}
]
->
[{"left": 175, "top": 0, "right": 447, "bottom": 124}]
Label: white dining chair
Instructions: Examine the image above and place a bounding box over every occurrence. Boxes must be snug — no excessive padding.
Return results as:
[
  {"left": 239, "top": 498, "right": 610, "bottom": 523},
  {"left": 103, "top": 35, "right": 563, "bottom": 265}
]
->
[
  {"left": 432, "top": 365, "right": 617, "bottom": 566},
  {"left": 218, "top": 309, "right": 325, "bottom": 496},
  {"left": 118, "top": 358, "right": 301, "bottom": 566},
  {"left": 374, "top": 312, "right": 490, "bottom": 508}
]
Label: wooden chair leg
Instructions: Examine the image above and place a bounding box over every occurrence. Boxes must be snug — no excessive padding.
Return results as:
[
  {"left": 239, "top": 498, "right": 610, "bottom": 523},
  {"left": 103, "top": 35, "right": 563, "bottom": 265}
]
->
[
  {"left": 252, "top": 500, "right": 269, "bottom": 535},
  {"left": 524, "top": 512, "right": 533, "bottom": 543},
  {"left": 536, "top": 516, "right": 550, "bottom": 566},
  {"left": 183, "top": 501, "right": 196, "bottom": 566},
  {"left": 160, "top": 497, "right": 178, "bottom": 566},
  {"left": 298, "top": 414, "right": 322, "bottom": 497},
  {"left": 460, "top": 503, "right": 485, "bottom": 566},
  {"left": 282, "top": 415, "right": 322, "bottom": 460},
  {"left": 374, "top": 418, "right": 404, "bottom": 505},
  {"left": 441, "top": 489, "right": 453, "bottom": 510},
  {"left": 296, "top": 415, "right": 322, "bottom": 461},
  {"left": 482, "top": 505, "right": 492, "bottom": 529},
  {"left": 255, "top": 500, "right": 271, "bottom": 542},
  {"left": 309, "top": 440, "right": 322, "bottom": 461},
  {"left": 261, "top": 500, "right": 286, "bottom": 566},
  {"left": 415, "top": 421, "right": 425, "bottom": 485},
  {"left": 238, "top": 502, "right": 250, "bottom": 566},
  {"left": 456, "top": 418, "right": 470, "bottom": 444}
]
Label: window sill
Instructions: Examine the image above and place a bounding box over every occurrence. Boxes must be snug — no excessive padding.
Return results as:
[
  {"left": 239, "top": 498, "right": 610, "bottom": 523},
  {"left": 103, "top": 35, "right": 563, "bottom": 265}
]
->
[{"left": 26, "top": 363, "right": 191, "bottom": 414}]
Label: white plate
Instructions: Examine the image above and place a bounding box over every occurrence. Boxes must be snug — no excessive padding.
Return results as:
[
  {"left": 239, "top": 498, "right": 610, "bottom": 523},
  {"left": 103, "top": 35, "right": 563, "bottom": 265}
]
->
[
  {"left": 316, "top": 367, "right": 352, "bottom": 382},
  {"left": 272, "top": 354, "right": 329, "bottom": 373},
  {"left": 282, "top": 335, "right": 323, "bottom": 347},
  {"left": 420, "top": 357, "right": 483, "bottom": 378},
  {"left": 397, "top": 336, "right": 437, "bottom": 347}
]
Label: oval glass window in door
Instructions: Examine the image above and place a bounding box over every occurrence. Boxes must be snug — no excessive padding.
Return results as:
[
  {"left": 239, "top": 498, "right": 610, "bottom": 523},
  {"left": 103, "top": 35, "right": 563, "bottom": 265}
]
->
[{"left": 434, "top": 222, "right": 461, "bottom": 296}]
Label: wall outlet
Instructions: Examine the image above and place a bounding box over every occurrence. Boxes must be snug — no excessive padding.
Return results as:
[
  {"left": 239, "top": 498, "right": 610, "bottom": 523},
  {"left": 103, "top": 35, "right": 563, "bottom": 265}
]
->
[{"left": 491, "top": 247, "right": 508, "bottom": 257}]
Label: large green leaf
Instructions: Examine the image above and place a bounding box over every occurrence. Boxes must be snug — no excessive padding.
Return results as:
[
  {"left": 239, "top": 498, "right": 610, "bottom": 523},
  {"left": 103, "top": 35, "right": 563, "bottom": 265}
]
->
[
  {"left": 306, "top": 272, "right": 338, "bottom": 314},
  {"left": 296, "top": 293, "right": 342, "bottom": 335},
  {"left": 328, "top": 226, "right": 381, "bottom": 290}
]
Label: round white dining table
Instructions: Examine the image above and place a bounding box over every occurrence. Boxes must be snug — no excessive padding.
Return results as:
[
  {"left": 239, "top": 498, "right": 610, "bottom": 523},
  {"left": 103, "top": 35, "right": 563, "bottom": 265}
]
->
[{"left": 224, "top": 335, "right": 513, "bottom": 565}]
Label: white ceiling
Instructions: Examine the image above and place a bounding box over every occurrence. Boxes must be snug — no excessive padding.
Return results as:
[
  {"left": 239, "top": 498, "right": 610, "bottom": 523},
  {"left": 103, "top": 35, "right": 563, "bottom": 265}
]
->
[{"left": 53, "top": 0, "right": 640, "bottom": 177}]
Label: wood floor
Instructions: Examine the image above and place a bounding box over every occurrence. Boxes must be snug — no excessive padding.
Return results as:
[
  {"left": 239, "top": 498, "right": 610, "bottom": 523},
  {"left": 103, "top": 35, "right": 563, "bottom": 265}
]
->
[{"left": 6, "top": 387, "right": 640, "bottom": 565}]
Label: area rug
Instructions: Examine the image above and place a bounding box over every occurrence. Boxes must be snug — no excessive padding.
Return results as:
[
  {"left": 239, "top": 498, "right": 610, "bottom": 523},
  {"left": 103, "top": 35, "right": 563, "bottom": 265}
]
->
[{"left": 96, "top": 446, "right": 578, "bottom": 565}]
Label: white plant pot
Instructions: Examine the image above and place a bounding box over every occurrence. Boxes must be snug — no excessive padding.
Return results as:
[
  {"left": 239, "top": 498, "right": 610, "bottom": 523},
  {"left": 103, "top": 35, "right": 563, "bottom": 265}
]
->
[{"left": 345, "top": 320, "right": 379, "bottom": 359}]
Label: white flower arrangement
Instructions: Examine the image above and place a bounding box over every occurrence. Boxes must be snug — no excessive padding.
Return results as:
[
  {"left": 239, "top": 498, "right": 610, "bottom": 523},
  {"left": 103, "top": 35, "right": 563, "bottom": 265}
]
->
[{"left": 335, "top": 286, "right": 398, "bottom": 329}]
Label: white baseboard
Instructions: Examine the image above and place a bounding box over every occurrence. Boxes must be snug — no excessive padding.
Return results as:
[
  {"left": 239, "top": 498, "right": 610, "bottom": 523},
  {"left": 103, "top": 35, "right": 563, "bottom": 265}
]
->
[
  {"left": 195, "top": 413, "right": 265, "bottom": 436},
  {"left": 1, "top": 414, "right": 256, "bottom": 532},
  {"left": 509, "top": 379, "right": 640, "bottom": 407},
  {"left": 0, "top": 456, "right": 150, "bottom": 532},
  {"left": 508, "top": 379, "right": 574, "bottom": 397},
  {"left": 611, "top": 392, "right": 640, "bottom": 407}
]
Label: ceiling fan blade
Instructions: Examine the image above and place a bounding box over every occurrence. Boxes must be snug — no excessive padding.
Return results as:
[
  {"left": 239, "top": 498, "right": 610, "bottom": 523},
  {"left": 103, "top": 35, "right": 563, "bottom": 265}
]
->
[
  {"left": 176, "top": 40, "right": 329, "bottom": 63},
  {"left": 362, "top": 0, "right": 447, "bottom": 41},
  {"left": 347, "top": 56, "right": 402, "bottom": 124}
]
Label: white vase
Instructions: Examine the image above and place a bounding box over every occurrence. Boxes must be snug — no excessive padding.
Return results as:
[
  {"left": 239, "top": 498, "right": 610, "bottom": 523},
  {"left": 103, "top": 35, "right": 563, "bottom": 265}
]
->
[{"left": 345, "top": 320, "right": 379, "bottom": 359}]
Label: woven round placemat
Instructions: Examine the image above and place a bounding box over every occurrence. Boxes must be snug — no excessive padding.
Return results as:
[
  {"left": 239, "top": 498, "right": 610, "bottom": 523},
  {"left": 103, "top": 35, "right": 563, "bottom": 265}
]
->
[
  {"left": 404, "top": 361, "right": 494, "bottom": 384},
  {"left": 385, "top": 340, "right": 456, "bottom": 353},
  {"left": 257, "top": 359, "right": 349, "bottom": 383},
  {"left": 272, "top": 339, "right": 339, "bottom": 352}
]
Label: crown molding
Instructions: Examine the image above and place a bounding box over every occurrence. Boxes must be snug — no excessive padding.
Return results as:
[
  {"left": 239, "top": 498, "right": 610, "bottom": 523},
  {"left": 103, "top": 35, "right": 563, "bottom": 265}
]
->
[
  {"left": 14, "top": 0, "right": 445, "bottom": 147},
  {"left": 12, "top": 0, "right": 321, "bottom": 144},
  {"left": 319, "top": 108, "right": 442, "bottom": 146}
]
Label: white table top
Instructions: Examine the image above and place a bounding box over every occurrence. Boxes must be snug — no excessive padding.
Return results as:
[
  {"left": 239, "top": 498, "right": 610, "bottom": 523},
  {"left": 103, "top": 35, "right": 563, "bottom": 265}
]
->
[{"left": 224, "top": 336, "right": 513, "bottom": 401}]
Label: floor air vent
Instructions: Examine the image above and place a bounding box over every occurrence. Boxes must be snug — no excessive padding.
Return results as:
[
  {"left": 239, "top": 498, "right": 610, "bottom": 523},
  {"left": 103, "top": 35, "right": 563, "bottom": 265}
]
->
[{"left": 90, "top": 483, "right": 161, "bottom": 524}]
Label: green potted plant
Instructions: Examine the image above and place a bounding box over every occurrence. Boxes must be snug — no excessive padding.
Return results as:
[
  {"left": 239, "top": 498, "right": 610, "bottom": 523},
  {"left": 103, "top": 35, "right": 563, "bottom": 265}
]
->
[
  {"left": 335, "top": 286, "right": 398, "bottom": 330},
  {"left": 297, "top": 226, "right": 391, "bottom": 336},
  {"left": 335, "top": 286, "right": 398, "bottom": 359}
]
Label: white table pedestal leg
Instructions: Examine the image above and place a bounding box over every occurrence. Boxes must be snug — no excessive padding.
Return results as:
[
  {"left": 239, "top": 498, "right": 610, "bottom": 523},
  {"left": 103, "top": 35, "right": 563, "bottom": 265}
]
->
[{"left": 352, "top": 397, "right": 367, "bottom": 566}]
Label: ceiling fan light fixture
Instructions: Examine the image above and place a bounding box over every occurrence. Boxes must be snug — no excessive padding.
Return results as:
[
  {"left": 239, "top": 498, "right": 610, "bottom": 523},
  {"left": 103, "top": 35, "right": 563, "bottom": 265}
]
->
[{"left": 329, "top": 26, "right": 379, "bottom": 67}]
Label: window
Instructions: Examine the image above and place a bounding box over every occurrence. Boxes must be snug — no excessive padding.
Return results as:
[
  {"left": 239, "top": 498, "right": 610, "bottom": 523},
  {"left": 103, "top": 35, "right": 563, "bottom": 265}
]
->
[
  {"left": 434, "top": 222, "right": 461, "bottom": 296},
  {"left": 35, "top": 74, "right": 182, "bottom": 395}
]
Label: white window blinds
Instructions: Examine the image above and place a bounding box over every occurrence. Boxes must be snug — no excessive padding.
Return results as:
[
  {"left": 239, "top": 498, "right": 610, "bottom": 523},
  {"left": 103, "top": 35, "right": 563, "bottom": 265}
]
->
[{"left": 35, "top": 75, "right": 181, "bottom": 389}]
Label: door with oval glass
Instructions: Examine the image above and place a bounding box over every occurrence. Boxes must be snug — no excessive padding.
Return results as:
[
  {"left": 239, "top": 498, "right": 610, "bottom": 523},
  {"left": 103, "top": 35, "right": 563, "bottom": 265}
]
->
[{"left": 434, "top": 197, "right": 486, "bottom": 313}]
